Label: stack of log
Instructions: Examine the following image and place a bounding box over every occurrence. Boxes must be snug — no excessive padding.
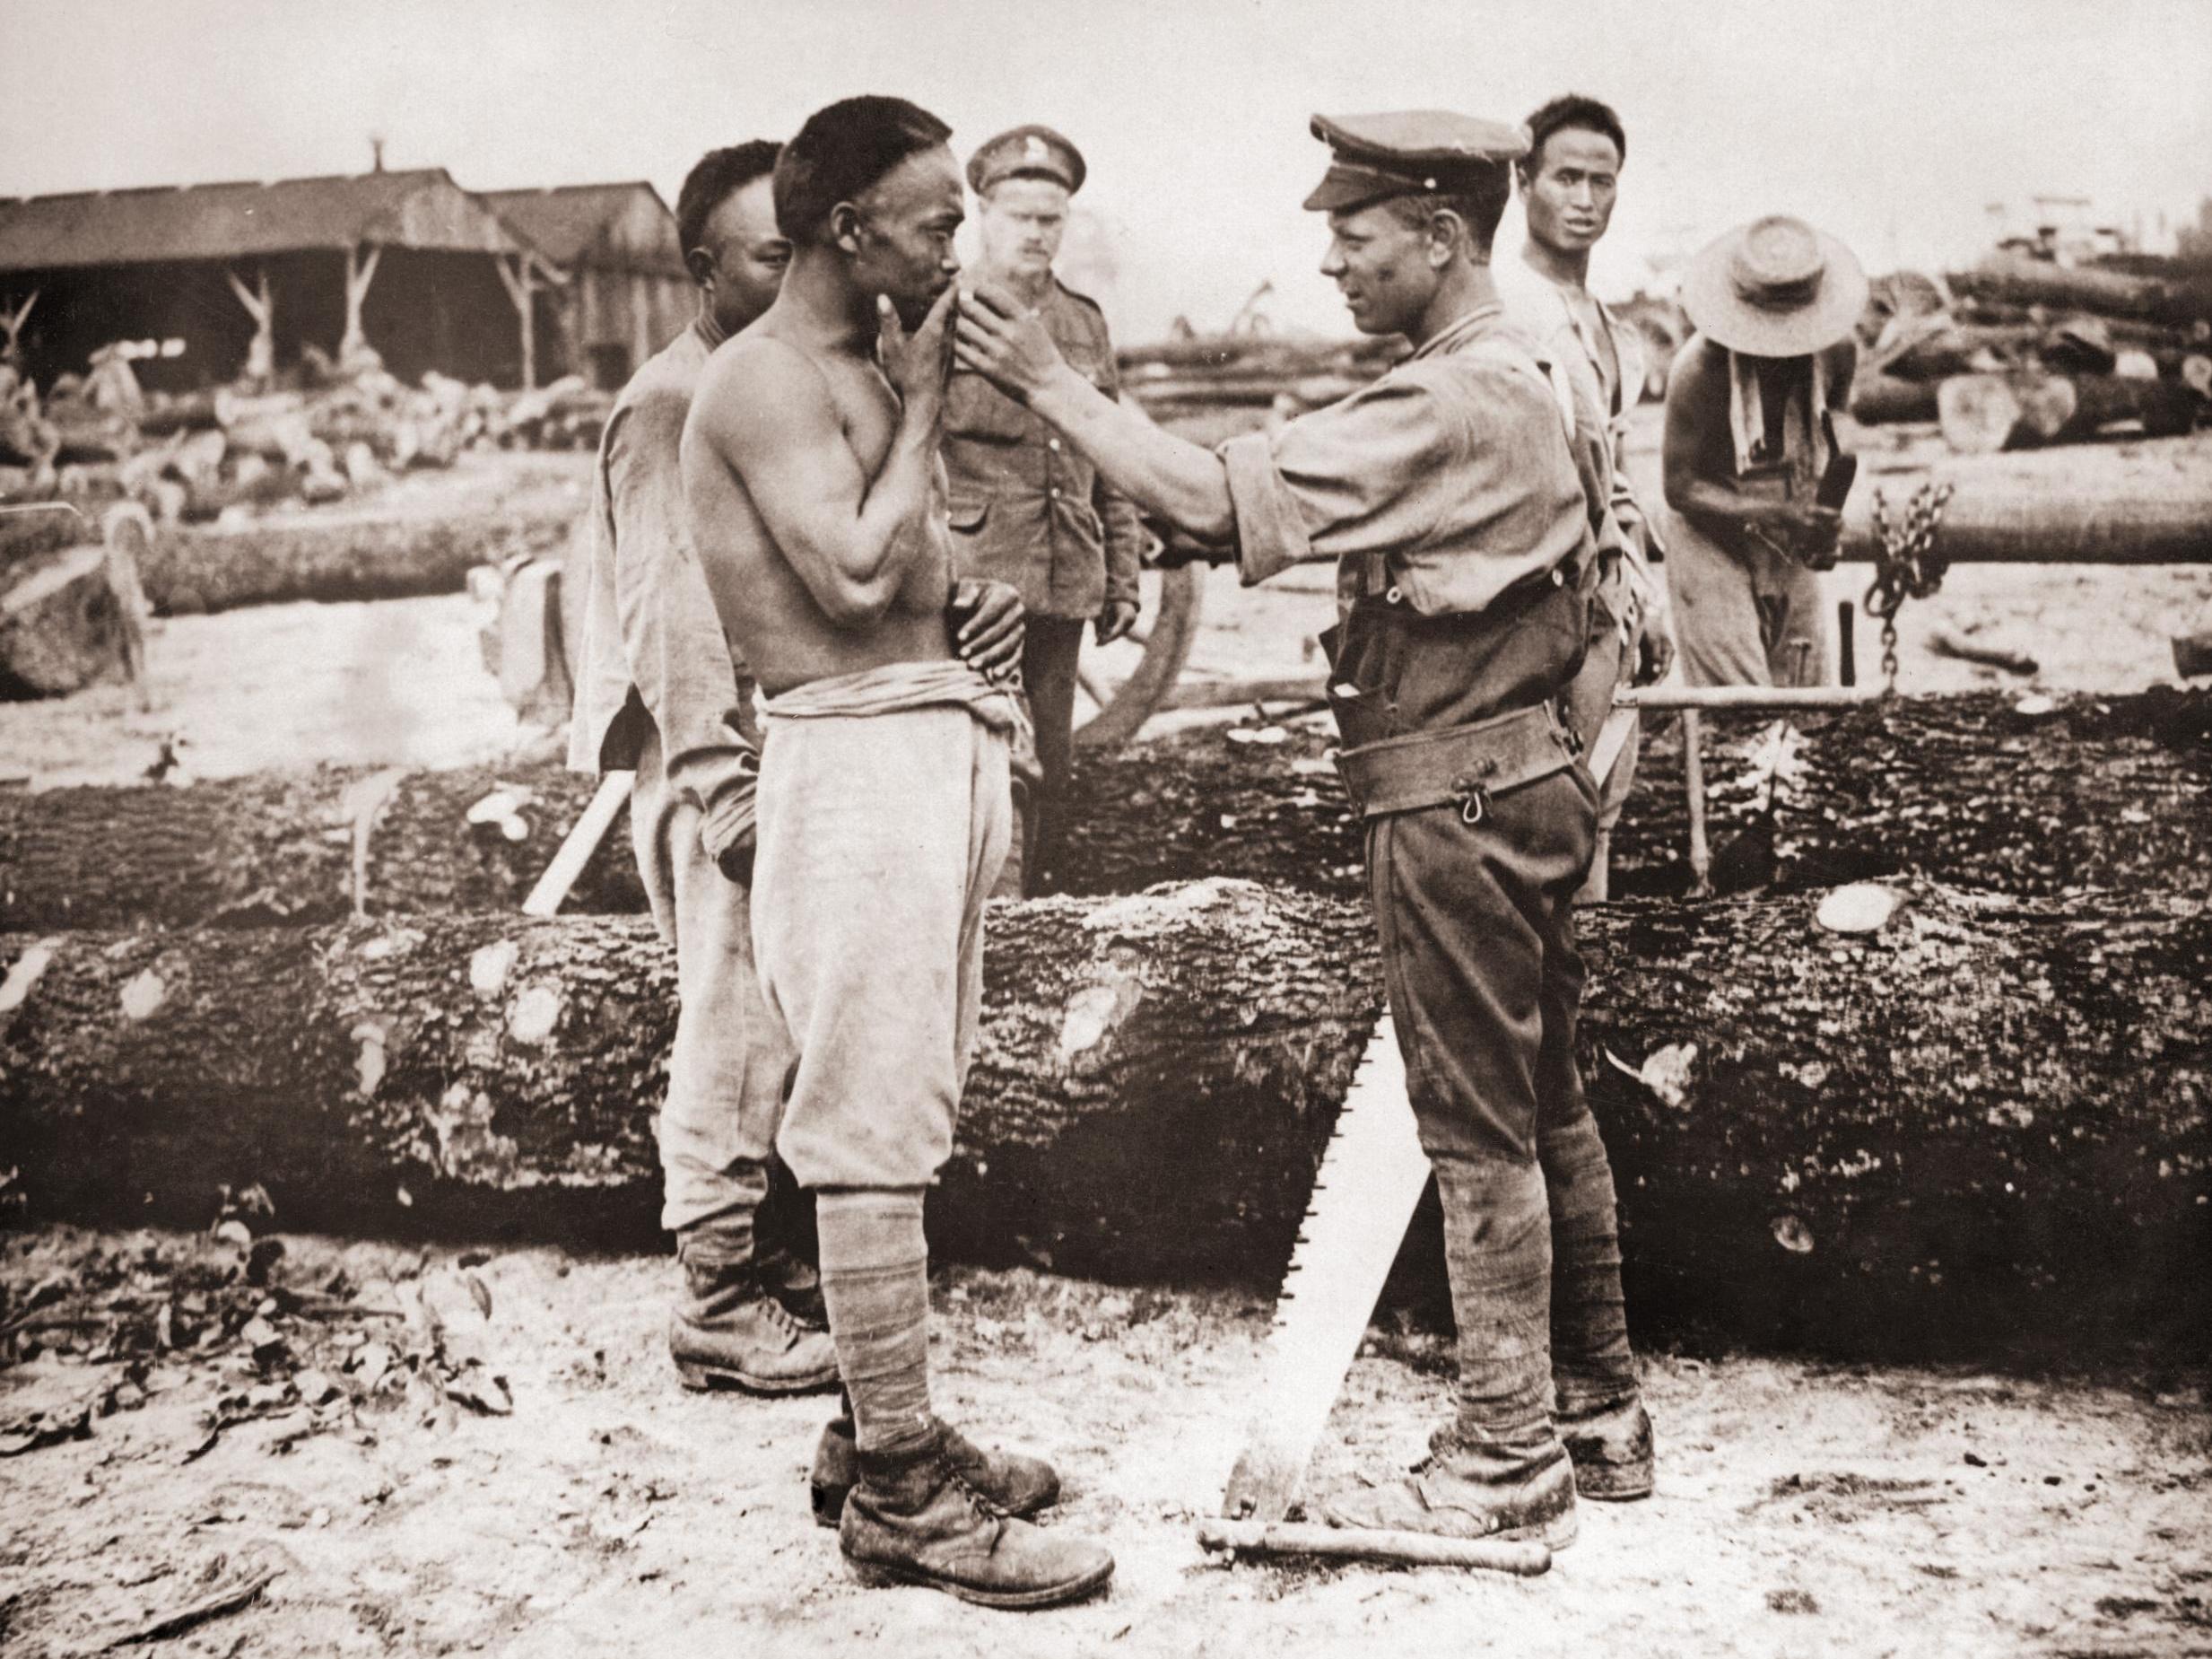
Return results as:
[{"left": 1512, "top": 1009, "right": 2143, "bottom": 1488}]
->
[
  {"left": 1851, "top": 252, "right": 2212, "bottom": 452},
  {"left": 1116, "top": 335, "right": 1408, "bottom": 447},
  {"left": 1, "top": 689, "right": 2205, "bottom": 1363},
  {"left": 1, "top": 351, "right": 609, "bottom": 533}
]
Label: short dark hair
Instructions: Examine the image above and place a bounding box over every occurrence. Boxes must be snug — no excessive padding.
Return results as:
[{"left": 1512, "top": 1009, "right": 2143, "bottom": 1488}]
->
[
  {"left": 1521, "top": 93, "right": 1627, "bottom": 176},
  {"left": 774, "top": 95, "right": 954, "bottom": 246},
  {"left": 676, "top": 141, "right": 781, "bottom": 260},
  {"left": 1381, "top": 165, "right": 1513, "bottom": 259}
]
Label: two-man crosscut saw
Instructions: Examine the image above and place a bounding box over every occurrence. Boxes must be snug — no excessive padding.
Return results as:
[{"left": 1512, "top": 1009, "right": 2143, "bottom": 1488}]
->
[{"left": 1206, "top": 708, "right": 1638, "bottom": 1573}]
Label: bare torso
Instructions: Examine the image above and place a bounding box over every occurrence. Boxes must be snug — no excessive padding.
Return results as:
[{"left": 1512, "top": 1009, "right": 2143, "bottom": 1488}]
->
[{"left": 682, "top": 321, "right": 954, "bottom": 697}]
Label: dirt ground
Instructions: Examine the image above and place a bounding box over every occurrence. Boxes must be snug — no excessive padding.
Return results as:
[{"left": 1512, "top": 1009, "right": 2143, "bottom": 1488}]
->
[
  {"left": 4, "top": 425, "right": 2210, "bottom": 1655},
  {"left": 3, "top": 1227, "right": 2208, "bottom": 1659}
]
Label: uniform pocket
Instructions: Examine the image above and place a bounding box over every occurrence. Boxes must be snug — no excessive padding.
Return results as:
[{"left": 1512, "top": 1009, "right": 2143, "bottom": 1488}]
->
[{"left": 947, "top": 499, "right": 990, "bottom": 536}]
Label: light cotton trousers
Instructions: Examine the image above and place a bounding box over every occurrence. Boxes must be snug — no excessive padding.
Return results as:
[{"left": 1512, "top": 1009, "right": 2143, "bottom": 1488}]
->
[
  {"left": 631, "top": 724, "right": 786, "bottom": 1236},
  {"left": 750, "top": 702, "right": 1012, "bottom": 1192},
  {"left": 1664, "top": 509, "right": 1831, "bottom": 687}
]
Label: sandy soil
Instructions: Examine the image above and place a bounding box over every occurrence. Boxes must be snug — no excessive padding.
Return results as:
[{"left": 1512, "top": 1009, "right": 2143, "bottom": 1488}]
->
[{"left": 4, "top": 1227, "right": 2208, "bottom": 1659}]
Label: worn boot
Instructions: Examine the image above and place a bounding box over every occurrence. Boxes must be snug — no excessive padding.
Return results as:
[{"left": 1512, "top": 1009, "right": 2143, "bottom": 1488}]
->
[
  {"left": 1558, "top": 1395, "right": 1654, "bottom": 1500},
  {"left": 1321, "top": 1438, "right": 1579, "bottom": 1548},
  {"left": 668, "top": 1228, "right": 839, "bottom": 1395},
  {"left": 811, "top": 1410, "right": 1060, "bottom": 1528},
  {"left": 1324, "top": 1157, "right": 1578, "bottom": 1547},
  {"left": 840, "top": 1427, "right": 1112, "bottom": 1609}
]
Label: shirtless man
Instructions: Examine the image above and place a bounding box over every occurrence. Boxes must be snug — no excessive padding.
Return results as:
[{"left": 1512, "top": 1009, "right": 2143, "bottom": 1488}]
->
[
  {"left": 680, "top": 94, "right": 1113, "bottom": 1611},
  {"left": 1661, "top": 215, "right": 1865, "bottom": 686}
]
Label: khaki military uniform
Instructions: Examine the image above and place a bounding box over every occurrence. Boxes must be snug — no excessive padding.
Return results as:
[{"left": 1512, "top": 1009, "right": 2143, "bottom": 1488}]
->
[{"left": 943, "top": 280, "right": 1146, "bottom": 891}]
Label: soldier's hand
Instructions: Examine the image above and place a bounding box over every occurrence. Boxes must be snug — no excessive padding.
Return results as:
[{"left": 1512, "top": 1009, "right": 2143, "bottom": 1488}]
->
[
  {"left": 954, "top": 281, "right": 1065, "bottom": 404},
  {"left": 1094, "top": 598, "right": 1140, "bottom": 646},
  {"left": 948, "top": 578, "right": 1026, "bottom": 684},
  {"left": 1636, "top": 591, "right": 1677, "bottom": 685},
  {"left": 878, "top": 286, "right": 958, "bottom": 421}
]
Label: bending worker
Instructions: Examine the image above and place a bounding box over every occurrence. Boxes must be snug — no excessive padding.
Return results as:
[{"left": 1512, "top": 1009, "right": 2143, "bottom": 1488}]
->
[
  {"left": 1660, "top": 214, "right": 1865, "bottom": 686},
  {"left": 957, "top": 109, "right": 1653, "bottom": 1547},
  {"left": 944, "top": 123, "right": 1147, "bottom": 893}
]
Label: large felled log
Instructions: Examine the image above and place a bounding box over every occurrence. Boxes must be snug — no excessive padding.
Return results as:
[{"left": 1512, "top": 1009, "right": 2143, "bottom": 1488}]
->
[
  {"left": 0, "top": 542, "right": 134, "bottom": 699},
  {"left": 1938, "top": 372, "right": 2200, "bottom": 453},
  {"left": 1839, "top": 434, "right": 2212, "bottom": 563},
  {"left": 1848, "top": 374, "right": 1940, "bottom": 425},
  {"left": 141, "top": 501, "right": 575, "bottom": 614},
  {"left": 1949, "top": 255, "right": 2188, "bottom": 323},
  {"left": 0, "top": 762, "right": 632, "bottom": 930},
  {"left": 4, "top": 691, "right": 2207, "bottom": 929},
  {"left": 1, "top": 879, "right": 2204, "bottom": 1361}
]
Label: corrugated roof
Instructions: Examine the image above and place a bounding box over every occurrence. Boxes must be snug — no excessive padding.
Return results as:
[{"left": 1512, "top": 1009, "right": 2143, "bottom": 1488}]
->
[
  {"left": 483, "top": 183, "right": 684, "bottom": 274},
  {"left": 0, "top": 169, "right": 534, "bottom": 275}
]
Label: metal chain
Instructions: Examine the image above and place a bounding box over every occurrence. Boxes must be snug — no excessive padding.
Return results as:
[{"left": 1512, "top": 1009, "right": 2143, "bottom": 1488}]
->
[{"left": 1863, "top": 481, "right": 1955, "bottom": 693}]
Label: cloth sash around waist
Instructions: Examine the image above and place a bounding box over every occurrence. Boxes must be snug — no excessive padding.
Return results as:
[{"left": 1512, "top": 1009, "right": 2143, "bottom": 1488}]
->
[{"left": 757, "top": 659, "right": 1027, "bottom": 742}]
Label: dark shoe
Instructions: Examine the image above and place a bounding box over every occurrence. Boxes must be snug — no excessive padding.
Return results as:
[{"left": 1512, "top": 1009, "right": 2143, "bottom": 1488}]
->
[
  {"left": 1320, "top": 1447, "right": 1578, "bottom": 1549},
  {"left": 812, "top": 1414, "right": 1060, "bottom": 1528},
  {"left": 1559, "top": 1397, "right": 1654, "bottom": 1501},
  {"left": 840, "top": 1429, "right": 1111, "bottom": 1610},
  {"left": 669, "top": 1237, "right": 839, "bottom": 1396}
]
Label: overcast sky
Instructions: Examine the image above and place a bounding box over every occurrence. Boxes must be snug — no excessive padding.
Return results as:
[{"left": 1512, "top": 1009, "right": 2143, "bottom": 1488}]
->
[{"left": 3, "top": 0, "right": 2208, "bottom": 340}]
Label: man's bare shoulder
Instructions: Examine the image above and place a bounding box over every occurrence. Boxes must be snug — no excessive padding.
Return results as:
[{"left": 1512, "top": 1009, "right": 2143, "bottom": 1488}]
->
[
  {"left": 1664, "top": 335, "right": 1726, "bottom": 410},
  {"left": 690, "top": 333, "right": 840, "bottom": 447}
]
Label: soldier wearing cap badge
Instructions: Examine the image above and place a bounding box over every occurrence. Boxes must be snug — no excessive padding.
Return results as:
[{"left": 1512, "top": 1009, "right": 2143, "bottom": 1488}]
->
[
  {"left": 945, "top": 123, "right": 1148, "bottom": 893},
  {"left": 955, "top": 109, "right": 1654, "bottom": 1545}
]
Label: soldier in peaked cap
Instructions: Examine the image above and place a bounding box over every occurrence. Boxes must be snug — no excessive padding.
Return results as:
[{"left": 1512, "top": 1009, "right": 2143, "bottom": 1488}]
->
[
  {"left": 945, "top": 122, "right": 1146, "bottom": 894},
  {"left": 956, "top": 109, "right": 1653, "bottom": 1546}
]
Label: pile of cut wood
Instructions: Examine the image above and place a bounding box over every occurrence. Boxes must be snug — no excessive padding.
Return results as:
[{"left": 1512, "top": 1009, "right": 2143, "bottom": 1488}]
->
[
  {"left": 0, "top": 350, "right": 608, "bottom": 531},
  {"left": 1852, "top": 253, "right": 2212, "bottom": 453},
  {"left": 1116, "top": 335, "right": 1408, "bottom": 447}
]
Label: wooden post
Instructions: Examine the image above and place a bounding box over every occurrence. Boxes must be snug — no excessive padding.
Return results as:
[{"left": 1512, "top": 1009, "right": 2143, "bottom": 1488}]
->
[
  {"left": 224, "top": 266, "right": 275, "bottom": 388},
  {"left": 496, "top": 254, "right": 537, "bottom": 390},
  {"left": 0, "top": 291, "right": 36, "bottom": 369},
  {"left": 340, "top": 243, "right": 383, "bottom": 365}
]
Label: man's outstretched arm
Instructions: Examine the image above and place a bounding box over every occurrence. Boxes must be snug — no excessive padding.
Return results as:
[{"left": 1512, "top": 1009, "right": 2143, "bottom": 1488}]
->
[
  {"left": 956, "top": 284, "right": 1235, "bottom": 545},
  {"left": 686, "top": 291, "right": 955, "bottom": 628}
]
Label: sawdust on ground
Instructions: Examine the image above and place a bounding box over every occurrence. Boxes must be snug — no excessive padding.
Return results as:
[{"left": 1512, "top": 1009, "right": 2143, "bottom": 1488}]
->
[{"left": 2, "top": 1227, "right": 2207, "bottom": 1659}]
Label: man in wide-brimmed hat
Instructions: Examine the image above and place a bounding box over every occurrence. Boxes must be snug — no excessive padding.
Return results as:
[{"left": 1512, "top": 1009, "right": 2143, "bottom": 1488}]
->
[{"left": 1660, "top": 214, "right": 1866, "bottom": 685}]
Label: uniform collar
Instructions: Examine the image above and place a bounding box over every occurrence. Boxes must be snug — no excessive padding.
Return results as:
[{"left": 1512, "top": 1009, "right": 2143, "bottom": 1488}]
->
[{"left": 1408, "top": 300, "right": 1507, "bottom": 362}]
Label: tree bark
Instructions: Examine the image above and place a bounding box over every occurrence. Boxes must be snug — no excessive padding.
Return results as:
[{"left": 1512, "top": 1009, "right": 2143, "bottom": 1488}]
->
[
  {"left": 140, "top": 502, "right": 574, "bottom": 614},
  {"left": 1839, "top": 435, "right": 2212, "bottom": 564},
  {"left": 1, "top": 880, "right": 2204, "bottom": 1361},
  {"left": 0, "top": 543, "right": 133, "bottom": 699},
  {"left": 3, "top": 691, "right": 2206, "bottom": 929},
  {"left": 1848, "top": 374, "right": 1940, "bottom": 425},
  {"left": 1949, "top": 256, "right": 2188, "bottom": 323}
]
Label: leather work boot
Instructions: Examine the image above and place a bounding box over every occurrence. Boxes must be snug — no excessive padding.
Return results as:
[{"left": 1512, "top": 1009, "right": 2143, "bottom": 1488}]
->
[
  {"left": 669, "top": 1236, "right": 839, "bottom": 1396},
  {"left": 840, "top": 1428, "right": 1112, "bottom": 1609},
  {"left": 811, "top": 1412, "right": 1060, "bottom": 1528},
  {"left": 1558, "top": 1396, "right": 1654, "bottom": 1500},
  {"left": 1320, "top": 1445, "right": 1579, "bottom": 1549}
]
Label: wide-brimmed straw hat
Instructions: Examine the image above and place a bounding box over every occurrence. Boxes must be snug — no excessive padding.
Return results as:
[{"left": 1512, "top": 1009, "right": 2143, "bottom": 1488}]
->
[{"left": 1680, "top": 215, "right": 1868, "bottom": 357}]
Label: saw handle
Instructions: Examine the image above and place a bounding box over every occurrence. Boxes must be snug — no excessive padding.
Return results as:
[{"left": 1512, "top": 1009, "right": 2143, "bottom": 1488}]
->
[{"left": 1197, "top": 1518, "right": 1551, "bottom": 1576}]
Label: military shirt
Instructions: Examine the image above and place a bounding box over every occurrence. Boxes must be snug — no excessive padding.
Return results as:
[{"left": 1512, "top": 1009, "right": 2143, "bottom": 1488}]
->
[
  {"left": 1219, "top": 302, "right": 1613, "bottom": 620},
  {"left": 943, "top": 278, "right": 1148, "bottom": 620},
  {"left": 566, "top": 314, "right": 757, "bottom": 862}
]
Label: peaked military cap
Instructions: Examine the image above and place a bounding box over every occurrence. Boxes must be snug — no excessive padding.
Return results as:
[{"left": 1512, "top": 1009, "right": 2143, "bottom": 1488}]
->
[
  {"left": 1302, "top": 110, "right": 1529, "bottom": 214},
  {"left": 967, "top": 124, "right": 1086, "bottom": 196}
]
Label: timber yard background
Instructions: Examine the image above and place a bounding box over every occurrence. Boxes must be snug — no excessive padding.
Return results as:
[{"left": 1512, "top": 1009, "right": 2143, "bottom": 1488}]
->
[{"left": 1, "top": 1, "right": 2209, "bottom": 1655}]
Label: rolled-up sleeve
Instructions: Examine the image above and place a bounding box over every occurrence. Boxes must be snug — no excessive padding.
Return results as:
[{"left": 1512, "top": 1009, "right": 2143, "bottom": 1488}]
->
[{"left": 1217, "top": 374, "right": 1463, "bottom": 588}]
